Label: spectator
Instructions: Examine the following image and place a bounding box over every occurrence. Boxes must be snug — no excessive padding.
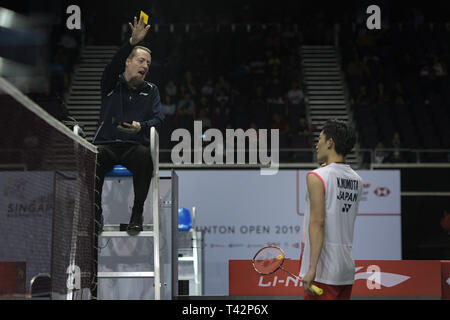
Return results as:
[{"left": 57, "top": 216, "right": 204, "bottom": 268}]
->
[
  {"left": 198, "top": 106, "right": 212, "bottom": 130},
  {"left": 216, "top": 89, "right": 229, "bottom": 105},
  {"left": 183, "top": 70, "right": 197, "bottom": 97},
  {"left": 161, "top": 95, "right": 176, "bottom": 118},
  {"left": 201, "top": 78, "right": 215, "bottom": 98},
  {"left": 176, "top": 93, "right": 196, "bottom": 131},
  {"left": 433, "top": 56, "right": 447, "bottom": 76},
  {"left": 213, "top": 99, "right": 231, "bottom": 132},
  {"left": 419, "top": 59, "right": 431, "bottom": 77},
  {"left": 267, "top": 78, "right": 285, "bottom": 105},
  {"left": 215, "top": 76, "right": 230, "bottom": 96},
  {"left": 287, "top": 81, "right": 304, "bottom": 105},
  {"left": 266, "top": 50, "right": 281, "bottom": 77},
  {"left": 160, "top": 95, "right": 176, "bottom": 149},
  {"left": 165, "top": 80, "right": 178, "bottom": 99},
  {"left": 234, "top": 60, "right": 251, "bottom": 79},
  {"left": 270, "top": 113, "right": 290, "bottom": 158},
  {"left": 374, "top": 141, "right": 388, "bottom": 163},
  {"left": 295, "top": 117, "right": 313, "bottom": 145},
  {"left": 291, "top": 116, "right": 313, "bottom": 162},
  {"left": 374, "top": 82, "right": 390, "bottom": 104},
  {"left": 393, "top": 81, "right": 406, "bottom": 105},
  {"left": 353, "top": 85, "right": 370, "bottom": 106},
  {"left": 388, "top": 132, "right": 403, "bottom": 162},
  {"left": 230, "top": 88, "right": 250, "bottom": 129},
  {"left": 250, "top": 86, "right": 268, "bottom": 128},
  {"left": 347, "top": 55, "right": 370, "bottom": 94},
  {"left": 389, "top": 150, "right": 404, "bottom": 163},
  {"left": 391, "top": 132, "right": 402, "bottom": 150},
  {"left": 347, "top": 55, "right": 370, "bottom": 77},
  {"left": 270, "top": 113, "right": 290, "bottom": 135},
  {"left": 197, "top": 96, "right": 213, "bottom": 128}
]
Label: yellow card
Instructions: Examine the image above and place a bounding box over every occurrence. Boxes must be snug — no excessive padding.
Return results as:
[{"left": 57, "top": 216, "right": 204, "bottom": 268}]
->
[{"left": 140, "top": 10, "right": 149, "bottom": 25}]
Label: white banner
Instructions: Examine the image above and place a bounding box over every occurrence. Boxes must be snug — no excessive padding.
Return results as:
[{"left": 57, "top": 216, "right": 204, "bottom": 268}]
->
[{"left": 0, "top": 171, "right": 54, "bottom": 291}]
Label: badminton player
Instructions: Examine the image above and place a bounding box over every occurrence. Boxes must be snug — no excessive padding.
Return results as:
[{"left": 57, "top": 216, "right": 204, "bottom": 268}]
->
[{"left": 299, "top": 119, "right": 362, "bottom": 300}]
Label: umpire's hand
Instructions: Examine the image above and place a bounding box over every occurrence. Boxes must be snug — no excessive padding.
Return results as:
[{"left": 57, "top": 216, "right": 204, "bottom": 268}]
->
[
  {"left": 129, "top": 16, "right": 150, "bottom": 45},
  {"left": 117, "top": 121, "right": 141, "bottom": 133}
]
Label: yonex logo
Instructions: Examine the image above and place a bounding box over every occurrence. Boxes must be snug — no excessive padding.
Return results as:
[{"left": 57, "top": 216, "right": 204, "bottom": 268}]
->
[
  {"left": 374, "top": 187, "right": 390, "bottom": 197},
  {"left": 342, "top": 203, "right": 352, "bottom": 213}
]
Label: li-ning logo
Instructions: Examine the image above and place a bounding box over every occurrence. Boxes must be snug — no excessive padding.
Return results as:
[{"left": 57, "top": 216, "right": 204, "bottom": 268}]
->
[
  {"left": 374, "top": 187, "right": 390, "bottom": 197},
  {"left": 256, "top": 266, "right": 412, "bottom": 290},
  {"left": 354, "top": 266, "right": 410, "bottom": 289},
  {"left": 258, "top": 275, "right": 302, "bottom": 288},
  {"left": 342, "top": 203, "right": 352, "bottom": 213}
]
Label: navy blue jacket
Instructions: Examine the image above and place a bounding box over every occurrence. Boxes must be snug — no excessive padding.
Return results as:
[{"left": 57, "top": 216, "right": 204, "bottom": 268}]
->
[{"left": 92, "top": 41, "right": 164, "bottom": 147}]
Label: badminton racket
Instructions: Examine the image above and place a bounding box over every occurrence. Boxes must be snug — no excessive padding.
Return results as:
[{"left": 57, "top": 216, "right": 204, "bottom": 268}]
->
[{"left": 252, "top": 245, "right": 323, "bottom": 295}]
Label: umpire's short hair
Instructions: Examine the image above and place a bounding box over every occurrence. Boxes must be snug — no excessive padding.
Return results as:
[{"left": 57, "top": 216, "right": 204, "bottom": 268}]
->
[
  {"left": 322, "top": 119, "right": 356, "bottom": 157},
  {"left": 128, "top": 46, "right": 152, "bottom": 60}
]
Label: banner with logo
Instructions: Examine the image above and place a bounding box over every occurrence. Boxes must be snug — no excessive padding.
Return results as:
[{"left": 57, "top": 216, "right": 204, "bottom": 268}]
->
[
  {"left": 229, "top": 260, "right": 442, "bottom": 299},
  {"left": 0, "top": 171, "right": 54, "bottom": 292}
]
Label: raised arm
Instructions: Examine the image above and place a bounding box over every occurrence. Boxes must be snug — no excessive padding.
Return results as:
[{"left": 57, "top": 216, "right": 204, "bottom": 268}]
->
[{"left": 101, "top": 16, "right": 151, "bottom": 95}]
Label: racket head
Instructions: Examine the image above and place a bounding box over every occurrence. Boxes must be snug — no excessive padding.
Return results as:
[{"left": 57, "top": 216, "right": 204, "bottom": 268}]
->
[{"left": 252, "top": 245, "right": 286, "bottom": 275}]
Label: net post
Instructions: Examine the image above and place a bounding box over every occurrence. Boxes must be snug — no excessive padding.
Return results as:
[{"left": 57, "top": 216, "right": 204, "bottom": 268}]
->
[{"left": 150, "top": 126, "right": 161, "bottom": 299}]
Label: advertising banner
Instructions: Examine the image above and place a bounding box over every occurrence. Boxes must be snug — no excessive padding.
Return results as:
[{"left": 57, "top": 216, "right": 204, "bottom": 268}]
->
[
  {"left": 229, "top": 260, "right": 442, "bottom": 299},
  {"left": 0, "top": 171, "right": 54, "bottom": 291}
]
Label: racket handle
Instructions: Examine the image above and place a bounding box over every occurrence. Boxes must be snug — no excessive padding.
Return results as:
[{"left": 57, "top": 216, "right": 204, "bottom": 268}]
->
[{"left": 311, "top": 284, "right": 323, "bottom": 295}]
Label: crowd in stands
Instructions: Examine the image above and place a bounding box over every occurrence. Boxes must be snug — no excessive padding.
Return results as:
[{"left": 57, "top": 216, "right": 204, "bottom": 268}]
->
[
  {"left": 10, "top": 1, "right": 450, "bottom": 164},
  {"left": 145, "top": 24, "right": 313, "bottom": 161},
  {"left": 341, "top": 21, "right": 450, "bottom": 163}
]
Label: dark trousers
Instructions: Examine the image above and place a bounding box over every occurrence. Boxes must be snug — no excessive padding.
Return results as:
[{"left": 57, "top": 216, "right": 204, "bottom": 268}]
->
[
  {"left": 91, "top": 143, "right": 153, "bottom": 299},
  {"left": 94, "top": 143, "right": 154, "bottom": 221}
]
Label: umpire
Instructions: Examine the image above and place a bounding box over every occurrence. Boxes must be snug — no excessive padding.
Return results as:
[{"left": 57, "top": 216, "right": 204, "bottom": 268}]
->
[{"left": 92, "top": 16, "right": 164, "bottom": 235}]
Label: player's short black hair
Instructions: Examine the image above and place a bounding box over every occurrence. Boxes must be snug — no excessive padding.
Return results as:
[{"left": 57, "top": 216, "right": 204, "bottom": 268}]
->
[{"left": 322, "top": 119, "right": 356, "bottom": 156}]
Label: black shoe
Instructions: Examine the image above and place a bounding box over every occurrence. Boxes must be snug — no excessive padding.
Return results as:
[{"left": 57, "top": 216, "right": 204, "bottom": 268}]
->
[{"left": 126, "top": 214, "right": 143, "bottom": 235}]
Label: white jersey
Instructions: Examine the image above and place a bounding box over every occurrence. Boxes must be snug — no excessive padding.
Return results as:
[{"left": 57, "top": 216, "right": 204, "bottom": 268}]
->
[{"left": 299, "top": 163, "right": 363, "bottom": 285}]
